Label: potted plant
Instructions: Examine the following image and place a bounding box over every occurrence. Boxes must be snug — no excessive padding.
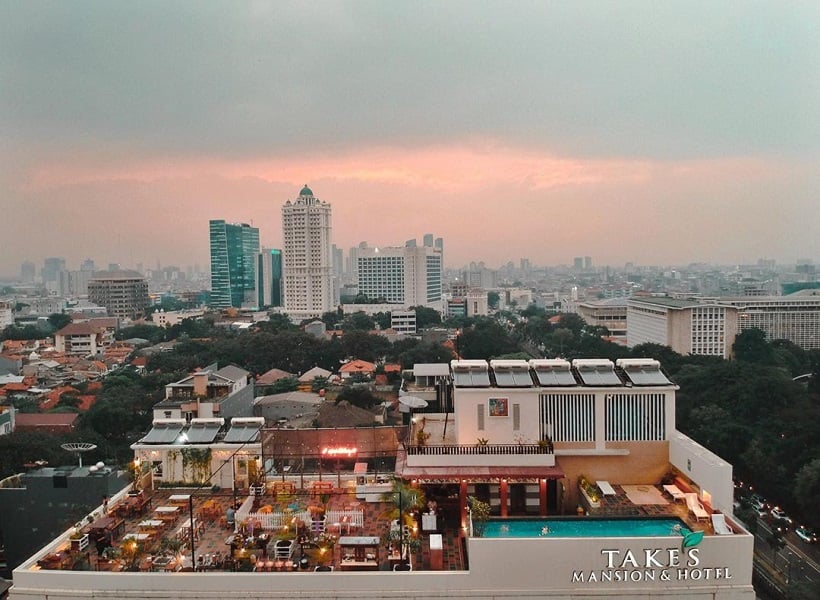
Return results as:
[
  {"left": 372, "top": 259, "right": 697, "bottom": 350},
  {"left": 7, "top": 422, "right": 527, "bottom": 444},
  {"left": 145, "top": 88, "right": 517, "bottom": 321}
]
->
[
  {"left": 467, "top": 496, "right": 490, "bottom": 537},
  {"left": 476, "top": 438, "right": 489, "bottom": 453}
]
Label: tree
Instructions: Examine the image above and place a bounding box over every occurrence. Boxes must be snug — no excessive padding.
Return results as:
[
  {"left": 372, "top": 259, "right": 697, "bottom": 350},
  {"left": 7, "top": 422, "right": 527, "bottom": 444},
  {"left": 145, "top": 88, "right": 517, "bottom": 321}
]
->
[
  {"left": 264, "top": 376, "right": 299, "bottom": 395},
  {"left": 413, "top": 306, "right": 442, "bottom": 329},
  {"left": 335, "top": 386, "right": 380, "bottom": 409},
  {"left": 47, "top": 313, "right": 71, "bottom": 331},
  {"left": 794, "top": 458, "right": 820, "bottom": 526},
  {"left": 342, "top": 312, "right": 375, "bottom": 331},
  {"left": 733, "top": 328, "right": 775, "bottom": 364},
  {"left": 373, "top": 311, "right": 392, "bottom": 331},
  {"left": 487, "top": 291, "right": 500, "bottom": 310},
  {"left": 459, "top": 317, "right": 519, "bottom": 359}
]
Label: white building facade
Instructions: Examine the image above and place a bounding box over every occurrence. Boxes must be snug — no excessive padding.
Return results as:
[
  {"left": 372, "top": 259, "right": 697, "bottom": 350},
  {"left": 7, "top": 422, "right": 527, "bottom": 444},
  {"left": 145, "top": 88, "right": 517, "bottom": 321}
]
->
[
  {"left": 356, "top": 243, "right": 442, "bottom": 310},
  {"left": 281, "top": 186, "right": 334, "bottom": 320}
]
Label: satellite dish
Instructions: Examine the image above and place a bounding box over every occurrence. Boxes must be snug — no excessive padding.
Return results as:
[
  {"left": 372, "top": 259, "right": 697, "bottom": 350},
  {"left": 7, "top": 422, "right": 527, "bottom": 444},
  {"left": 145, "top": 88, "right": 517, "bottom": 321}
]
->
[
  {"left": 61, "top": 442, "right": 98, "bottom": 468},
  {"left": 399, "top": 396, "right": 428, "bottom": 409}
]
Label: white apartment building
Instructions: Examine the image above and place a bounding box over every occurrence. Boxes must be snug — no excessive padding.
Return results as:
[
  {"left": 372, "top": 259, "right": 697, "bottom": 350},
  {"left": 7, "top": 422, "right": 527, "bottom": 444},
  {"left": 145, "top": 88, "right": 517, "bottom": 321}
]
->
[
  {"left": 356, "top": 243, "right": 443, "bottom": 310},
  {"left": 281, "top": 186, "right": 334, "bottom": 320},
  {"left": 715, "top": 290, "right": 820, "bottom": 350},
  {"left": 627, "top": 297, "right": 739, "bottom": 358},
  {"left": 0, "top": 301, "right": 12, "bottom": 329}
]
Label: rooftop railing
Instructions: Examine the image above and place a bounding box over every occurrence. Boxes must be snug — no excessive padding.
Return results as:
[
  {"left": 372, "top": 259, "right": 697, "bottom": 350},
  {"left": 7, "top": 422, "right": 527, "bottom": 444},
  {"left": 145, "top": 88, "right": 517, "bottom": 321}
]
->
[{"left": 406, "top": 443, "right": 553, "bottom": 456}]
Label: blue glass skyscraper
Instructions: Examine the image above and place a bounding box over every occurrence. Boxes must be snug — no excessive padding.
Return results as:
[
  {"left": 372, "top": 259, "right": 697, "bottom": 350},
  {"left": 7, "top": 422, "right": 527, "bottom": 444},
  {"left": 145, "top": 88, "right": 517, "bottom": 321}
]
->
[{"left": 209, "top": 220, "right": 260, "bottom": 308}]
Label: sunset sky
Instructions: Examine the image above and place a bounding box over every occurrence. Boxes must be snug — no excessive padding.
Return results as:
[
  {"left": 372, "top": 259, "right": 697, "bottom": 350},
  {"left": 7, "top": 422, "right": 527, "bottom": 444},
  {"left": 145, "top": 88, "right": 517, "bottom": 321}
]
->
[{"left": 1, "top": 2, "right": 818, "bottom": 277}]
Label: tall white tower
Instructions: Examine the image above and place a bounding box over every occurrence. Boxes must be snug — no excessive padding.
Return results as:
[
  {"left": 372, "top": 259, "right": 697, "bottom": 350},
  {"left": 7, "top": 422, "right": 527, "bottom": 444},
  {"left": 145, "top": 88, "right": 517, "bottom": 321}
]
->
[{"left": 282, "top": 185, "right": 334, "bottom": 320}]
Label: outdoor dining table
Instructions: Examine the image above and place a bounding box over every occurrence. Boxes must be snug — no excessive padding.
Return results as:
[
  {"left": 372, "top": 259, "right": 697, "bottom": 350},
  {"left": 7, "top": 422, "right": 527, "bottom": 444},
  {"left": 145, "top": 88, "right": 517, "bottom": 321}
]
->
[
  {"left": 122, "top": 532, "right": 152, "bottom": 542},
  {"left": 155, "top": 506, "right": 181, "bottom": 524},
  {"left": 168, "top": 494, "right": 191, "bottom": 505},
  {"left": 84, "top": 516, "right": 125, "bottom": 539},
  {"left": 138, "top": 519, "right": 164, "bottom": 530}
]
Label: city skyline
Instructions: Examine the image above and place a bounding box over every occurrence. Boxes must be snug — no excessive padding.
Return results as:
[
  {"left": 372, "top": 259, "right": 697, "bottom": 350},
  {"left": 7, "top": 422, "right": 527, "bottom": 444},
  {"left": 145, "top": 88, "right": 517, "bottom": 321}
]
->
[{"left": 1, "top": 3, "right": 818, "bottom": 277}]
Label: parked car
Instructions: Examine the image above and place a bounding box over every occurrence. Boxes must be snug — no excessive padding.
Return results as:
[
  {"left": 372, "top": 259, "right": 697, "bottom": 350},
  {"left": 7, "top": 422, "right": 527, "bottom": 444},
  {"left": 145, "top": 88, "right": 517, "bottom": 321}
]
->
[{"left": 795, "top": 526, "right": 817, "bottom": 544}]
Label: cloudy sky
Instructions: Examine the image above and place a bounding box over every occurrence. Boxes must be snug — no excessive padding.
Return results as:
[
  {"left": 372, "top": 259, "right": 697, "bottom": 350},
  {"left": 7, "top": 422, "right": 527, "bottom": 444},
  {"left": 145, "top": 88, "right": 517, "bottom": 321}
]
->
[{"left": 1, "top": 1, "right": 818, "bottom": 277}]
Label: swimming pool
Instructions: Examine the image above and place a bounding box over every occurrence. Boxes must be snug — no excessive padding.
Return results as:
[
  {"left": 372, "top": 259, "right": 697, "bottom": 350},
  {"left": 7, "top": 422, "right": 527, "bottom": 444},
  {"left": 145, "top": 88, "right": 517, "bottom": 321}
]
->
[{"left": 482, "top": 517, "right": 691, "bottom": 538}]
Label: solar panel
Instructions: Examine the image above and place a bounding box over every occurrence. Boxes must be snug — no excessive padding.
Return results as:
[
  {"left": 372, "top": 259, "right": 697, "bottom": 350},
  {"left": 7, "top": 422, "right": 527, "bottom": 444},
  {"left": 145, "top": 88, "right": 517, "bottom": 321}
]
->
[
  {"left": 185, "top": 422, "right": 221, "bottom": 444},
  {"left": 223, "top": 423, "right": 261, "bottom": 443},
  {"left": 471, "top": 369, "right": 491, "bottom": 387},
  {"left": 453, "top": 370, "right": 473, "bottom": 387},
  {"left": 141, "top": 423, "right": 183, "bottom": 444},
  {"left": 623, "top": 367, "right": 671, "bottom": 386},
  {"left": 535, "top": 369, "right": 577, "bottom": 386},
  {"left": 493, "top": 371, "right": 517, "bottom": 387},
  {"left": 576, "top": 367, "right": 622, "bottom": 386}
]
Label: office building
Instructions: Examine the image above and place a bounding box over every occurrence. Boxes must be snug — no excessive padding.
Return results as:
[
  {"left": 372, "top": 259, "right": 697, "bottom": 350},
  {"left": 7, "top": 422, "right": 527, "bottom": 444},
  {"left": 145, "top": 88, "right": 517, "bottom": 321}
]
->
[
  {"left": 716, "top": 290, "right": 820, "bottom": 350},
  {"left": 20, "top": 261, "right": 35, "bottom": 284},
  {"left": 256, "top": 248, "right": 283, "bottom": 308},
  {"left": 627, "top": 297, "right": 739, "bottom": 358},
  {"left": 577, "top": 298, "right": 628, "bottom": 341},
  {"left": 356, "top": 241, "right": 442, "bottom": 309},
  {"left": 209, "top": 220, "right": 260, "bottom": 309},
  {"left": 42, "top": 258, "right": 65, "bottom": 283},
  {"left": 282, "top": 186, "right": 334, "bottom": 320},
  {"left": 87, "top": 270, "right": 150, "bottom": 320}
]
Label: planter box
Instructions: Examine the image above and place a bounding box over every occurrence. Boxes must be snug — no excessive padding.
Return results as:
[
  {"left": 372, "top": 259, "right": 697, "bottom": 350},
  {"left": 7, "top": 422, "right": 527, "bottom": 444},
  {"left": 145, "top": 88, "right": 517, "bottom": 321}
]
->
[
  {"left": 578, "top": 485, "right": 601, "bottom": 515},
  {"left": 71, "top": 534, "right": 89, "bottom": 552}
]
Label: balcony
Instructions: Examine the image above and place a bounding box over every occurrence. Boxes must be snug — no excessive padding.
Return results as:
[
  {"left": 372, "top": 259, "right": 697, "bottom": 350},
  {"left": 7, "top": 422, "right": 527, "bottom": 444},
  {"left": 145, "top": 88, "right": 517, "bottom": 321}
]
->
[{"left": 405, "top": 443, "right": 555, "bottom": 468}]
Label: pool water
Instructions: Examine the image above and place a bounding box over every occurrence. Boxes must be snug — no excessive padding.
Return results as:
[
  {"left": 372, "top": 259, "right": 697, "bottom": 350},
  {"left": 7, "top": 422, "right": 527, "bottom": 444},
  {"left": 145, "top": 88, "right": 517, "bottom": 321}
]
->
[{"left": 483, "top": 518, "right": 690, "bottom": 538}]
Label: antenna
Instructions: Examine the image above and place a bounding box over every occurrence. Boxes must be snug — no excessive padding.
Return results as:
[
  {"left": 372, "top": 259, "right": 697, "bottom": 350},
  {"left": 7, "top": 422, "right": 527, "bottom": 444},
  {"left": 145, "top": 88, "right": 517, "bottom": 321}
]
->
[{"left": 61, "top": 442, "right": 97, "bottom": 468}]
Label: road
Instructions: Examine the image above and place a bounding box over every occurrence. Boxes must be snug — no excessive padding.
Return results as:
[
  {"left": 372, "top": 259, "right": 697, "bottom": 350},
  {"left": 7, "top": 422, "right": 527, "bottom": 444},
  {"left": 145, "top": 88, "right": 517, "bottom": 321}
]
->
[{"left": 751, "top": 517, "right": 819, "bottom": 587}]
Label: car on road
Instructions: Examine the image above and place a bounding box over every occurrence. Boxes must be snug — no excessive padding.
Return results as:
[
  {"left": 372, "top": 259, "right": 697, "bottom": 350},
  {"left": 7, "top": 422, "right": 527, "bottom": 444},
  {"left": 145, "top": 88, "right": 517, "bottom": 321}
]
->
[
  {"left": 795, "top": 526, "right": 817, "bottom": 544},
  {"left": 748, "top": 493, "right": 767, "bottom": 509},
  {"left": 770, "top": 506, "right": 792, "bottom": 523}
]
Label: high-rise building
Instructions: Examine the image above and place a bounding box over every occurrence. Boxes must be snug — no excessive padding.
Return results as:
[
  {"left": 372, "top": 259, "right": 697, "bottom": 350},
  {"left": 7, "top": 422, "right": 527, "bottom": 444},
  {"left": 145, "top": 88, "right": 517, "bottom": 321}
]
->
[
  {"left": 87, "top": 270, "right": 150, "bottom": 319},
  {"left": 209, "top": 220, "right": 260, "bottom": 309},
  {"left": 20, "top": 261, "right": 35, "bottom": 283},
  {"left": 42, "top": 258, "right": 65, "bottom": 283},
  {"left": 356, "top": 241, "right": 442, "bottom": 309},
  {"left": 256, "top": 248, "right": 283, "bottom": 308},
  {"left": 423, "top": 233, "right": 434, "bottom": 247},
  {"left": 282, "top": 186, "right": 333, "bottom": 319}
]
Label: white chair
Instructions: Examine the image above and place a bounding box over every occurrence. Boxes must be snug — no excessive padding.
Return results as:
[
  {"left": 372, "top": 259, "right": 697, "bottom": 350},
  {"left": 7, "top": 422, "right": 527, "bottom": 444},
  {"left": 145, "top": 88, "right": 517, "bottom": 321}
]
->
[
  {"left": 685, "top": 493, "right": 709, "bottom": 522},
  {"left": 711, "top": 513, "right": 733, "bottom": 535}
]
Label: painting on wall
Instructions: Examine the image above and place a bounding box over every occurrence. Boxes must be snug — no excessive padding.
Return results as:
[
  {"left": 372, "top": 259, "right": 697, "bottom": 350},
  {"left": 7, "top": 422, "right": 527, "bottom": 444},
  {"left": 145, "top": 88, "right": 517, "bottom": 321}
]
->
[{"left": 488, "top": 397, "right": 509, "bottom": 417}]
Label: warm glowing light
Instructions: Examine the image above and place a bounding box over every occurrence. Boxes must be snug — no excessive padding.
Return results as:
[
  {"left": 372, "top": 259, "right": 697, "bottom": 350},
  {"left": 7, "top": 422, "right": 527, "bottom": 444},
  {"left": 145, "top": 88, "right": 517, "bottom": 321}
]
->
[{"left": 321, "top": 446, "right": 357, "bottom": 457}]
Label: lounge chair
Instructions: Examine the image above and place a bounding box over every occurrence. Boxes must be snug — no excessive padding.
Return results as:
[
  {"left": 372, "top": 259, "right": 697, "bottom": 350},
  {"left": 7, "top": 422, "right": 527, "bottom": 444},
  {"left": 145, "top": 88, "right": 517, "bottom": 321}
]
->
[
  {"left": 662, "top": 484, "right": 686, "bottom": 502},
  {"left": 711, "top": 513, "right": 733, "bottom": 535},
  {"left": 685, "top": 493, "right": 709, "bottom": 522}
]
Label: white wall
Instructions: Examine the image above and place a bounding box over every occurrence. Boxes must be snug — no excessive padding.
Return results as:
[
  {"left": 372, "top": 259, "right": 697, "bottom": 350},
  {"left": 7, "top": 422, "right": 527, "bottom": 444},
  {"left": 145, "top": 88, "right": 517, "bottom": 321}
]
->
[{"left": 669, "top": 431, "right": 734, "bottom": 512}]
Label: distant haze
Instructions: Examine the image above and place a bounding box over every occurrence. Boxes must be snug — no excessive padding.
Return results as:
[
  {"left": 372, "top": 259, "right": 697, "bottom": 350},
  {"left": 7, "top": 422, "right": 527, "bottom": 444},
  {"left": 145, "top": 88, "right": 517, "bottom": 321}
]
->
[{"left": 1, "top": 2, "right": 818, "bottom": 275}]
